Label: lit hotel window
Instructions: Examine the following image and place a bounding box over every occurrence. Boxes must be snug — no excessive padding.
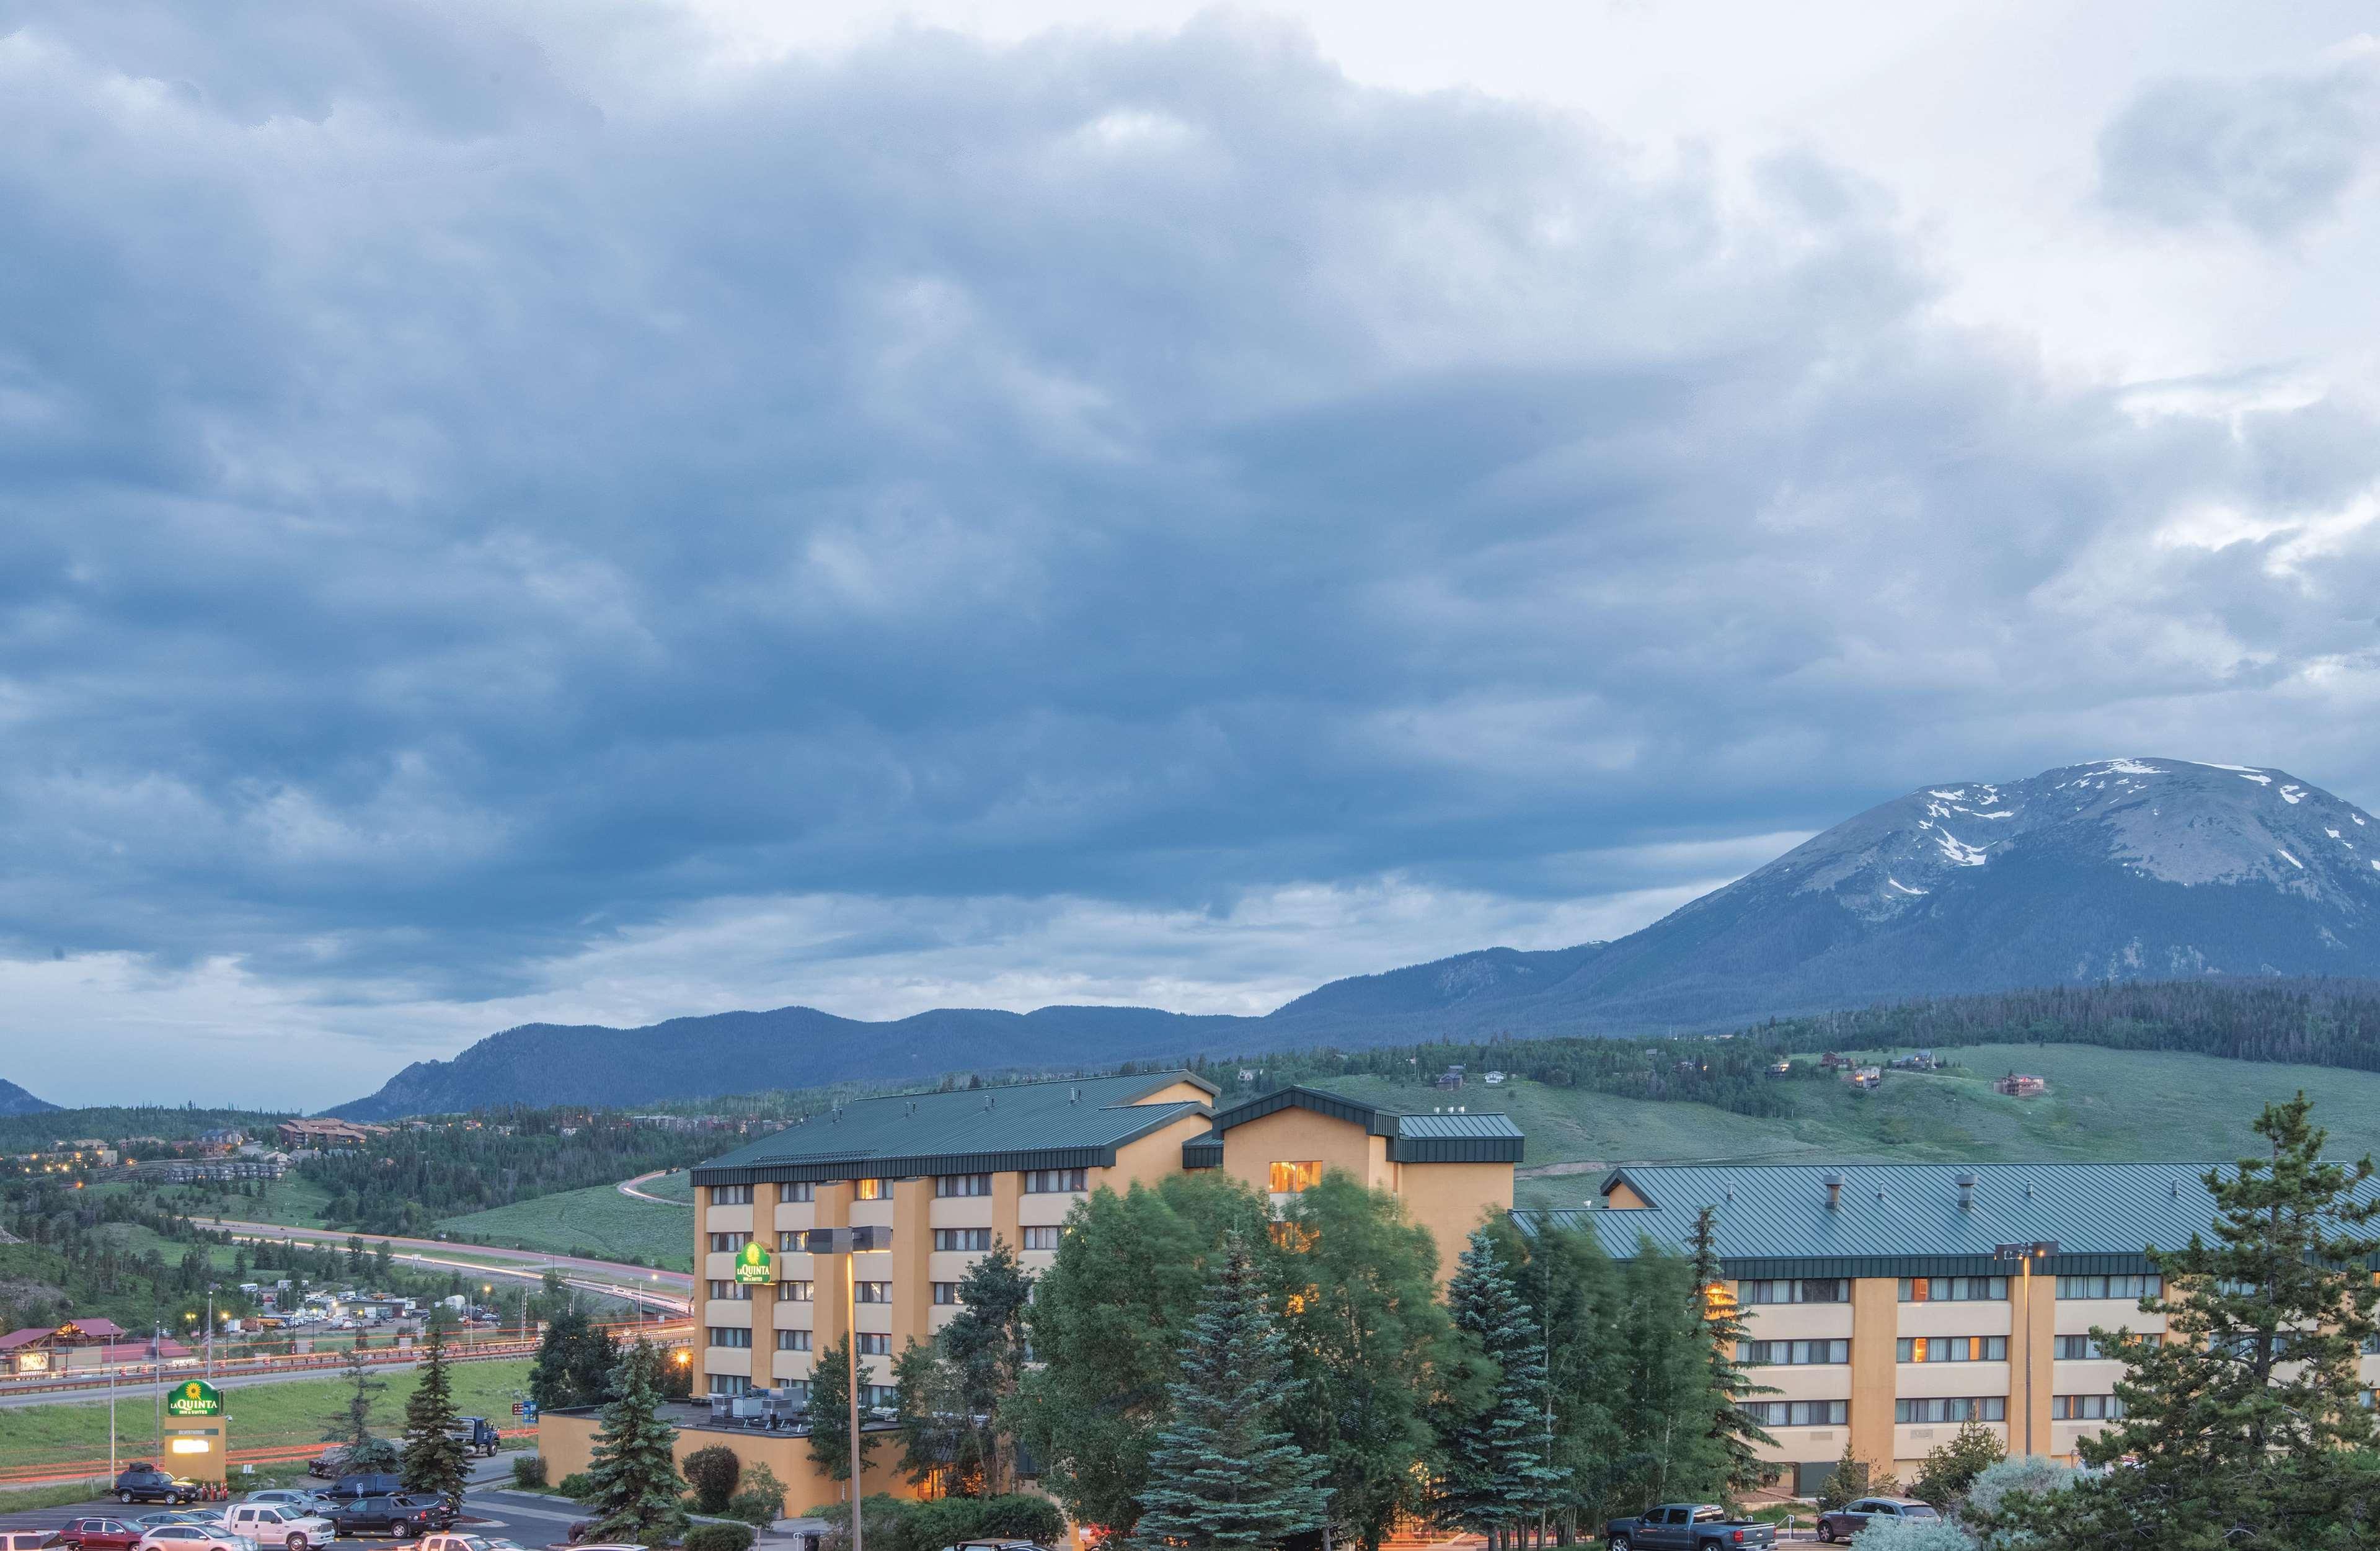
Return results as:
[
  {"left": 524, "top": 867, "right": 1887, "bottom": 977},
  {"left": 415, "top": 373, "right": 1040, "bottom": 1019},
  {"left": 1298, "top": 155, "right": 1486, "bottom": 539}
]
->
[
  {"left": 1268, "top": 1161, "right": 1323, "bottom": 1194},
  {"left": 855, "top": 1178, "right": 885, "bottom": 1201}
]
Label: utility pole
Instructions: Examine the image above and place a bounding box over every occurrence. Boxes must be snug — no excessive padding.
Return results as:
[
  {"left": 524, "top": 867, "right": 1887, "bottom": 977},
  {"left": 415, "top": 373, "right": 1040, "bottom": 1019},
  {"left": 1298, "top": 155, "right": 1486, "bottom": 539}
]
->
[
  {"left": 205, "top": 1285, "right": 217, "bottom": 1381},
  {"left": 847, "top": 1253, "right": 862, "bottom": 1550}
]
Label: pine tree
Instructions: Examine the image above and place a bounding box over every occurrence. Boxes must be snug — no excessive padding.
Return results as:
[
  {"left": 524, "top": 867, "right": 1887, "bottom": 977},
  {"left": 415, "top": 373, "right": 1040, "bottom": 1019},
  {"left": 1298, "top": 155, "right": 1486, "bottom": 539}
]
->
[
  {"left": 1136, "top": 1235, "right": 1328, "bottom": 1551},
  {"left": 807, "top": 1333, "right": 877, "bottom": 1483},
  {"left": 399, "top": 1315, "right": 469, "bottom": 1508},
  {"left": 940, "top": 1238, "right": 1033, "bottom": 1492},
  {"left": 322, "top": 1337, "right": 394, "bottom": 1469},
  {"left": 1686, "top": 1207, "right": 1775, "bottom": 1503},
  {"left": 1432, "top": 1230, "right": 1566, "bottom": 1550},
  {"left": 586, "top": 1340, "right": 688, "bottom": 1548},
  {"left": 2023, "top": 1094, "right": 2380, "bottom": 1550}
]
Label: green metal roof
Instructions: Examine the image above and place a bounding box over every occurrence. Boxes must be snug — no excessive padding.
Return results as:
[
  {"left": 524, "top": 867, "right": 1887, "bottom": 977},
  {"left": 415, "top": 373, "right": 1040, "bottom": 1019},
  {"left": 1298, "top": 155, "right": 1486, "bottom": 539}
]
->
[
  {"left": 1206, "top": 1086, "right": 1524, "bottom": 1165},
  {"left": 1515, "top": 1162, "right": 2380, "bottom": 1280},
  {"left": 691, "top": 1070, "right": 1215, "bottom": 1186}
]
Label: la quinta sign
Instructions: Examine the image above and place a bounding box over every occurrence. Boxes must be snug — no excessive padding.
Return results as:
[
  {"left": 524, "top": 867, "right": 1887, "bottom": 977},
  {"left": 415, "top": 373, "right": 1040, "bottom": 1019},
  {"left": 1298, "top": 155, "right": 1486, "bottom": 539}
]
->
[
  {"left": 732, "top": 1240, "right": 774, "bottom": 1286},
  {"left": 165, "top": 1379, "right": 224, "bottom": 1418}
]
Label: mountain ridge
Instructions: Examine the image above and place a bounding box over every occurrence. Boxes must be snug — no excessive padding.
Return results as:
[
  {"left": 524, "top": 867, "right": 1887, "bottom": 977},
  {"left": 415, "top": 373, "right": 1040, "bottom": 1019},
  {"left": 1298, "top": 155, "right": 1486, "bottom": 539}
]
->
[
  {"left": 0, "top": 1078, "right": 60, "bottom": 1116},
  {"left": 327, "top": 757, "right": 2380, "bottom": 1119}
]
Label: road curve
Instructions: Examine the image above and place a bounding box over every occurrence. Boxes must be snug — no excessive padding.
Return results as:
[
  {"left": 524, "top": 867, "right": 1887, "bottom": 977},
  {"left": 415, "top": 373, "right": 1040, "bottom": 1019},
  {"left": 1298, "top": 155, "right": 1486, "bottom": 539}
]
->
[{"left": 616, "top": 1170, "right": 685, "bottom": 1205}]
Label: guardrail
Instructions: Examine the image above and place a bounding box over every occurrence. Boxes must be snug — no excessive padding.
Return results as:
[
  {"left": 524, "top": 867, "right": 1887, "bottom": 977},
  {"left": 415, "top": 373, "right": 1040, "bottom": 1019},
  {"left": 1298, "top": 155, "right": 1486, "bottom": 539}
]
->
[{"left": 0, "top": 1428, "right": 538, "bottom": 1487}]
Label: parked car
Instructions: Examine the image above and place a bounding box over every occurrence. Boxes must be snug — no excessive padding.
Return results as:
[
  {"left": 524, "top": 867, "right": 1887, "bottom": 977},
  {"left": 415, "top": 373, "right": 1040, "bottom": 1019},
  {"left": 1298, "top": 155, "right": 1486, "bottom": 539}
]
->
[
  {"left": 236, "top": 1493, "right": 331, "bottom": 1514},
  {"left": 1816, "top": 1498, "right": 1942, "bottom": 1543},
  {"left": 415, "top": 1535, "right": 526, "bottom": 1551},
  {"left": 323, "top": 1473, "right": 404, "bottom": 1503},
  {"left": 129, "top": 1527, "right": 253, "bottom": 1551},
  {"left": 2, "top": 1532, "right": 66, "bottom": 1551},
  {"left": 114, "top": 1467, "right": 201, "bottom": 1506},
  {"left": 327, "top": 1496, "right": 451, "bottom": 1539},
  {"left": 1602, "top": 1504, "right": 1778, "bottom": 1551},
  {"left": 59, "top": 1520, "right": 143, "bottom": 1551},
  {"left": 223, "top": 1503, "right": 337, "bottom": 1551}
]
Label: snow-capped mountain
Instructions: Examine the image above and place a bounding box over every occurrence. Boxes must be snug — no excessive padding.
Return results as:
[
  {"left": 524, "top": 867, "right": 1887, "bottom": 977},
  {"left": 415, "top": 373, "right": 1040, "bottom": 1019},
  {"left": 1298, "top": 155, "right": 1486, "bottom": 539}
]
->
[{"left": 1464, "top": 757, "right": 2380, "bottom": 1029}]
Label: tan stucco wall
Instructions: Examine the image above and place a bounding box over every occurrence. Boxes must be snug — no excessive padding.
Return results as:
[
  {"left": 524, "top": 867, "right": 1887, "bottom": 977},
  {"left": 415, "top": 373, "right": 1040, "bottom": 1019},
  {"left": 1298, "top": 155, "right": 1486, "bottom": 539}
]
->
[
  {"left": 1604, "top": 1180, "right": 1650, "bottom": 1210},
  {"left": 537, "top": 1410, "right": 919, "bottom": 1514},
  {"left": 1387, "top": 1160, "right": 1514, "bottom": 1281},
  {"left": 1108, "top": 1111, "right": 1219, "bottom": 1192},
  {"left": 1847, "top": 1278, "right": 1898, "bottom": 1476},
  {"left": 1218, "top": 1106, "right": 1384, "bottom": 1195}
]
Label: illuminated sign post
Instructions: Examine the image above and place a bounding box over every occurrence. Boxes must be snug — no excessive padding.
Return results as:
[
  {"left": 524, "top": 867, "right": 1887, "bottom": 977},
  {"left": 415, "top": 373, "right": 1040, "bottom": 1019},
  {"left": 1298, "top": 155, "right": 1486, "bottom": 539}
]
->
[{"left": 162, "top": 1379, "right": 226, "bottom": 1484}]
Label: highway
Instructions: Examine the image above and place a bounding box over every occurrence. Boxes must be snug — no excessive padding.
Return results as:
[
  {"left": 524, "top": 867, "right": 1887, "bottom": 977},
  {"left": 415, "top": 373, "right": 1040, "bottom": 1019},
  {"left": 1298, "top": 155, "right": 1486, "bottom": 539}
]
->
[{"left": 202, "top": 1219, "right": 692, "bottom": 1313}]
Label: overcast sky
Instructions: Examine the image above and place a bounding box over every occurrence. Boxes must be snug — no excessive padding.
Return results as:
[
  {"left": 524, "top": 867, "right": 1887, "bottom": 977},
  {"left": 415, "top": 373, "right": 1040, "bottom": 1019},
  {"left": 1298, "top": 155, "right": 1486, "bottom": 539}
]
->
[{"left": 3, "top": 1, "right": 2378, "bottom": 1109}]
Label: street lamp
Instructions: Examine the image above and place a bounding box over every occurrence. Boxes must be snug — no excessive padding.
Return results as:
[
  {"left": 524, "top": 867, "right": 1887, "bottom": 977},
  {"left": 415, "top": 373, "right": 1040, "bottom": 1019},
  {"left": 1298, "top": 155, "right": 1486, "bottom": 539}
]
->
[
  {"left": 803, "top": 1225, "right": 891, "bottom": 1551},
  {"left": 1995, "top": 1238, "right": 2061, "bottom": 1455}
]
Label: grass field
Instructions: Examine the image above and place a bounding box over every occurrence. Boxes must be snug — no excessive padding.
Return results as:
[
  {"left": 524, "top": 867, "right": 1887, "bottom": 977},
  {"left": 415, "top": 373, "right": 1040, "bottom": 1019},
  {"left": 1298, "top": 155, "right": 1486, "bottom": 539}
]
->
[
  {"left": 1313, "top": 1044, "right": 2380, "bottom": 1209},
  {"left": 0, "top": 1358, "right": 533, "bottom": 1469},
  {"left": 641, "top": 1171, "right": 694, "bottom": 1204},
  {"left": 438, "top": 1183, "right": 692, "bottom": 1271}
]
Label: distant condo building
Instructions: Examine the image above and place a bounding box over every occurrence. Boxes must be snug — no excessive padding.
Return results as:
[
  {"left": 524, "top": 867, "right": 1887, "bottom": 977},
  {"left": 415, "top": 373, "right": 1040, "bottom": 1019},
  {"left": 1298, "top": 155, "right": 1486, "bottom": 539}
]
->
[
  {"left": 688, "top": 1072, "right": 1523, "bottom": 1400},
  {"left": 1525, "top": 1162, "right": 2380, "bottom": 1493}
]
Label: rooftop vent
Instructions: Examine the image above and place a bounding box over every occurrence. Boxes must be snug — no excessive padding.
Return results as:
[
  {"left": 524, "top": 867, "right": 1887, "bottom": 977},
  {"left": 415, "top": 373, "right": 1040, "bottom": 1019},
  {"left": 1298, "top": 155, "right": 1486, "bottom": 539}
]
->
[
  {"left": 2170, "top": 1179, "right": 2180, "bottom": 1199},
  {"left": 1956, "top": 1171, "right": 1978, "bottom": 1211},
  {"left": 1823, "top": 1171, "right": 1845, "bottom": 1211}
]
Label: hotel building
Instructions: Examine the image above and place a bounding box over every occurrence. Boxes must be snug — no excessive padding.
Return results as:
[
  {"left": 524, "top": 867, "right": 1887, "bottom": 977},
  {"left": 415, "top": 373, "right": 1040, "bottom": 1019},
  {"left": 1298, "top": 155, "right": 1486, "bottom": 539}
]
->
[
  {"left": 686, "top": 1073, "right": 1523, "bottom": 1400},
  {"left": 1528, "top": 1161, "right": 2380, "bottom": 1494}
]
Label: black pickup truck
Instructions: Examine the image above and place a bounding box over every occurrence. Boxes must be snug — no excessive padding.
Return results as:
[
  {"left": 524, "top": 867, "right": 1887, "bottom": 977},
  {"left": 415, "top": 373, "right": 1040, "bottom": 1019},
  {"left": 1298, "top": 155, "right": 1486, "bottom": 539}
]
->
[{"left": 1604, "top": 1504, "right": 1778, "bottom": 1550}]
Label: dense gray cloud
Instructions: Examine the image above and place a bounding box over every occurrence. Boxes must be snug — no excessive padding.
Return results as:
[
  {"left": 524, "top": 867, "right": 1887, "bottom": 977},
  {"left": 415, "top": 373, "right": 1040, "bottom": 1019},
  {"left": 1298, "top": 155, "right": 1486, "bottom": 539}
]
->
[
  {"left": 2, "top": 5, "right": 2379, "bottom": 1102},
  {"left": 2098, "top": 51, "right": 2379, "bottom": 236}
]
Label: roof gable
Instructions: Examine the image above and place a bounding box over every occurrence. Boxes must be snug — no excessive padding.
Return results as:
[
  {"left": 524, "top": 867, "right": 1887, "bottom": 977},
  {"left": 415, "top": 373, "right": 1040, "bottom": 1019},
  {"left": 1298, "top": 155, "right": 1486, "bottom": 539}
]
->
[{"left": 1208, "top": 1086, "right": 1523, "bottom": 1164}]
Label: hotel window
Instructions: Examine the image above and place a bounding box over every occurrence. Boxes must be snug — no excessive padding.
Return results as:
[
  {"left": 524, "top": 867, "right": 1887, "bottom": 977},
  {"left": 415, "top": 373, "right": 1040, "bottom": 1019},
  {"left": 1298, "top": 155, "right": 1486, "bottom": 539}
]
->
[
  {"left": 1268, "top": 1160, "right": 1325, "bottom": 1194},
  {"left": 1025, "top": 1168, "right": 1089, "bottom": 1193},
  {"left": 857, "top": 1333, "right": 891, "bottom": 1356},
  {"left": 2052, "top": 1394, "right": 2125, "bottom": 1421},
  {"left": 932, "top": 1282, "right": 960, "bottom": 1305},
  {"left": 857, "top": 1281, "right": 891, "bottom": 1304},
  {"left": 1737, "top": 1340, "right": 1849, "bottom": 1366},
  {"left": 777, "top": 1329, "right": 811, "bottom": 1352},
  {"left": 708, "top": 1232, "right": 751, "bottom": 1253},
  {"left": 1895, "top": 1397, "right": 2006, "bottom": 1423},
  {"left": 782, "top": 1280, "right": 813, "bottom": 1302},
  {"left": 1738, "top": 1400, "right": 1847, "bottom": 1427},
  {"left": 708, "top": 1326, "right": 752, "bottom": 1349},
  {"left": 779, "top": 1230, "right": 803, "bottom": 1252},
  {"left": 707, "top": 1374, "right": 752, "bottom": 1396},
  {"left": 782, "top": 1181, "right": 816, "bottom": 1202},
  {"left": 1899, "top": 1276, "right": 2007, "bottom": 1302},
  {"left": 2056, "top": 1274, "right": 2161, "bottom": 1300},
  {"left": 854, "top": 1178, "right": 885, "bottom": 1201},
  {"left": 934, "top": 1228, "right": 993, "bottom": 1252},
  {"left": 2055, "top": 1335, "right": 2104, "bottom": 1360},
  {"left": 1740, "top": 1279, "right": 1849, "bottom": 1305},
  {"left": 710, "top": 1184, "right": 754, "bottom": 1206},
  {"left": 1897, "top": 1336, "right": 2007, "bottom": 1363},
  {"left": 1022, "top": 1226, "right": 1063, "bottom": 1251},
  {"left": 707, "top": 1280, "right": 750, "bottom": 1302},
  {"left": 861, "top": 1384, "right": 899, "bottom": 1409},
  {"left": 937, "top": 1173, "right": 993, "bottom": 1198}
]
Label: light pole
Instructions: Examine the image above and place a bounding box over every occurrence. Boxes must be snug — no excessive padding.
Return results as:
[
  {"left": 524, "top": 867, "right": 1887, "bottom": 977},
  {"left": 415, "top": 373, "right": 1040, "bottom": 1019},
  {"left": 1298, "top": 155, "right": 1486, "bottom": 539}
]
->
[
  {"left": 802, "top": 1224, "right": 891, "bottom": 1551},
  {"left": 205, "top": 1286, "right": 218, "bottom": 1382}
]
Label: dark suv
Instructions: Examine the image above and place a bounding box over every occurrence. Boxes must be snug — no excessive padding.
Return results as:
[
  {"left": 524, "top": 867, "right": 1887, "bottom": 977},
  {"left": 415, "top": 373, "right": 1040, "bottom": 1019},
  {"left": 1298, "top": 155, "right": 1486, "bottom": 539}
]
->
[{"left": 112, "top": 1465, "right": 198, "bottom": 1506}]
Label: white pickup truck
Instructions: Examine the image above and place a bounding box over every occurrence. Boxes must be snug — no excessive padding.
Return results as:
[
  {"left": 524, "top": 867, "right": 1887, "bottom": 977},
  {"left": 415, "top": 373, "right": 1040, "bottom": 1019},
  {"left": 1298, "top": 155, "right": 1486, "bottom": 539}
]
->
[
  {"left": 414, "top": 1534, "right": 520, "bottom": 1551},
  {"left": 223, "top": 1503, "right": 337, "bottom": 1550}
]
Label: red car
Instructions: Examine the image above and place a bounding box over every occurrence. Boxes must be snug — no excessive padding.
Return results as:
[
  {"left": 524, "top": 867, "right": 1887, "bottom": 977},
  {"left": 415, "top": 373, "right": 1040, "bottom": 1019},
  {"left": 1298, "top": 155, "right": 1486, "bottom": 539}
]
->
[{"left": 61, "top": 1523, "right": 143, "bottom": 1551}]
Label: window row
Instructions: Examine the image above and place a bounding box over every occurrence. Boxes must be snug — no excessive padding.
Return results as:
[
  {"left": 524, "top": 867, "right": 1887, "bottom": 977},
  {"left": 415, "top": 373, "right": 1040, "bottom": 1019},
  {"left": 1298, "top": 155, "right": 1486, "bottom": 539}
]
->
[
  {"left": 1738, "top": 1340, "right": 1848, "bottom": 1366},
  {"left": 937, "top": 1173, "right": 993, "bottom": 1198},
  {"left": 708, "top": 1327, "right": 752, "bottom": 1349},
  {"left": 706, "top": 1281, "right": 750, "bottom": 1302},
  {"left": 2053, "top": 1394, "right": 2125, "bottom": 1420},
  {"left": 1898, "top": 1336, "right": 2006, "bottom": 1364},
  {"left": 1738, "top": 1400, "right": 1847, "bottom": 1427},
  {"left": 1740, "top": 1279, "right": 1849, "bottom": 1305},
  {"left": 1900, "top": 1277, "right": 2006, "bottom": 1303},
  {"left": 1895, "top": 1397, "right": 2005, "bottom": 1424},
  {"left": 859, "top": 1333, "right": 891, "bottom": 1355},
  {"left": 2055, "top": 1335, "right": 2104, "bottom": 1361},
  {"left": 777, "top": 1330, "right": 810, "bottom": 1352},
  {"left": 2057, "top": 1275, "right": 2161, "bottom": 1300},
  {"left": 716, "top": 1171, "right": 1094, "bottom": 1204},
  {"left": 708, "top": 1232, "right": 750, "bottom": 1253},
  {"left": 935, "top": 1229, "right": 993, "bottom": 1252},
  {"left": 1025, "top": 1168, "right": 1088, "bottom": 1193},
  {"left": 1268, "top": 1160, "right": 1325, "bottom": 1194}
]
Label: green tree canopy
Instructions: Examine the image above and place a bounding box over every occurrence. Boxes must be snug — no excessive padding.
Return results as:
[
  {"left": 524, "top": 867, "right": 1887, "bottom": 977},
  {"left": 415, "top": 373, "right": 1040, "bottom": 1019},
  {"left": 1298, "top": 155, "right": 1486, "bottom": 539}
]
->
[
  {"left": 586, "top": 1340, "right": 688, "bottom": 1547},
  {"left": 399, "top": 1315, "right": 469, "bottom": 1506}
]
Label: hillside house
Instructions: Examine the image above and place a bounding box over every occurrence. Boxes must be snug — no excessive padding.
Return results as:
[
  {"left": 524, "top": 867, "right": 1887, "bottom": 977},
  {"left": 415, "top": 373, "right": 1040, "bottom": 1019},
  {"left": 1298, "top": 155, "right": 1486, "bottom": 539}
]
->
[
  {"left": 1995, "top": 1072, "right": 2049, "bottom": 1098},
  {"left": 1846, "top": 1066, "right": 1883, "bottom": 1090}
]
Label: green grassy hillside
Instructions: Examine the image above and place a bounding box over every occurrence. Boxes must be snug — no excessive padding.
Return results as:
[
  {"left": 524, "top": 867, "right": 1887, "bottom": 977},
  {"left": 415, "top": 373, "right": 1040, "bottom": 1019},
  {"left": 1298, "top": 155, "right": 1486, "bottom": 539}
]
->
[
  {"left": 1316, "top": 1044, "right": 2380, "bottom": 1209},
  {"left": 436, "top": 1181, "right": 692, "bottom": 1271}
]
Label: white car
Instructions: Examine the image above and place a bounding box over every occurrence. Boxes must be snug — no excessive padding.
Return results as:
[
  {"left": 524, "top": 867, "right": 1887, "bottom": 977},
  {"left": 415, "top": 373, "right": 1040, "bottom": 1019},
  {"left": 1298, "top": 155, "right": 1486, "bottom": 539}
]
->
[
  {"left": 415, "top": 1536, "right": 523, "bottom": 1551},
  {"left": 131, "top": 1527, "right": 257, "bottom": 1551},
  {"left": 238, "top": 1493, "right": 332, "bottom": 1515},
  {"left": 224, "top": 1503, "right": 337, "bottom": 1551}
]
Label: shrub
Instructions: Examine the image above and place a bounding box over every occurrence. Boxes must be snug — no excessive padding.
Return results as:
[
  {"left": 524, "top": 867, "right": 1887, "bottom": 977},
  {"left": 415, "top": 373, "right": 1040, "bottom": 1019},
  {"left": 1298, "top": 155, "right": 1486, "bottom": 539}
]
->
[
  {"left": 725, "top": 1462, "right": 787, "bottom": 1527},
  {"left": 511, "top": 1455, "right": 549, "bottom": 1490},
  {"left": 683, "top": 1525, "right": 756, "bottom": 1551},
  {"left": 1910, "top": 1421, "right": 2003, "bottom": 1511},
  {"left": 1815, "top": 1439, "right": 1903, "bottom": 1513},
  {"left": 556, "top": 1472, "right": 593, "bottom": 1501},
  {"left": 973, "top": 1496, "right": 1065, "bottom": 1545},
  {"left": 1849, "top": 1522, "right": 1976, "bottom": 1551},
  {"left": 683, "top": 1446, "right": 743, "bottom": 1514},
  {"left": 1960, "top": 1456, "right": 2084, "bottom": 1549}
]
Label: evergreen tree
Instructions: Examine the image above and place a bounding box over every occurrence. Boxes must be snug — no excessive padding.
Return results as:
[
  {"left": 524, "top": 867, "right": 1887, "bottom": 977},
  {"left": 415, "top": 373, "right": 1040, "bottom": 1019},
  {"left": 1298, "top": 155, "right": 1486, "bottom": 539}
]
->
[
  {"left": 1135, "top": 1235, "right": 1329, "bottom": 1551},
  {"left": 399, "top": 1315, "right": 469, "bottom": 1508},
  {"left": 807, "top": 1333, "right": 877, "bottom": 1483},
  {"left": 940, "top": 1238, "right": 1033, "bottom": 1493},
  {"left": 1685, "top": 1207, "right": 1775, "bottom": 1502},
  {"left": 1015, "top": 1175, "right": 1280, "bottom": 1538},
  {"left": 586, "top": 1340, "right": 688, "bottom": 1547},
  {"left": 531, "top": 1299, "right": 621, "bottom": 1410},
  {"left": 1277, "top": 1175, "right": 1454, "bottom": 1551},
  {"left": 322, "top": 1337, "right": 393, "bottom": 1465},
  {"left": 2026, "top": 1094, "right": 2380, "bottom": 1549},
  {"left": 1431, "top": 1230, "right": 1565, "bottom": 1550}
]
